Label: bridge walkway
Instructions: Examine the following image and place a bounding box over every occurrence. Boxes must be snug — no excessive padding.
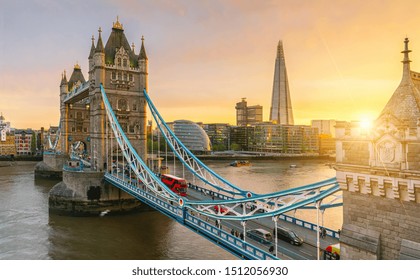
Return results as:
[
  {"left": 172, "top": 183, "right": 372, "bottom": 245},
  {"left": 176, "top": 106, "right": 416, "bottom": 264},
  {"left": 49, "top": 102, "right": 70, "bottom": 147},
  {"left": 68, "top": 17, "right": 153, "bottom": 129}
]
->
[{"left": 186, "top": 185, "right": 340, "bottom": 259}]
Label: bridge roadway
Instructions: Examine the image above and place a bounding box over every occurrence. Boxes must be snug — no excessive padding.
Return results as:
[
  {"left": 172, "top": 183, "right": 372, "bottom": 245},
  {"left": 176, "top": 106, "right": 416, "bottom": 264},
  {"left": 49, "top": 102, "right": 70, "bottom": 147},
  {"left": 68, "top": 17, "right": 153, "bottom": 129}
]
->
[
  {"left": 185, "top": 186, "right": 339, "bottom": 260},
  {"left": 112, "top": 169, "right": 338, "bottom": 259}
]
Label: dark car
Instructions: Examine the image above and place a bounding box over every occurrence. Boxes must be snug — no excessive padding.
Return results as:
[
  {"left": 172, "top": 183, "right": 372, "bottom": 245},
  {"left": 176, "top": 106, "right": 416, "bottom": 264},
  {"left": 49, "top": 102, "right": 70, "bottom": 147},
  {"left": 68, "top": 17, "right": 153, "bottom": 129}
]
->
[
  {"left": 273, "top": 226, "right": 303, "bottom": 246},
  {"left": 246, "top": 228, "right": 273, "bottom": 244}
]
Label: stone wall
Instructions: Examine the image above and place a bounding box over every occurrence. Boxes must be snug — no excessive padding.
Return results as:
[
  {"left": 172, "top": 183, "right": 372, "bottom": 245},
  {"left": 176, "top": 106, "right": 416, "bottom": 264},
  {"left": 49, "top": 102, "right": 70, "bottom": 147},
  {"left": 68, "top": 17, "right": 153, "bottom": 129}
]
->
[
  {"left": 49, "top": 169, "right": 142, "bottom": 215},
  {"left": 342, "top": 141, "right": 369, "bottom": 165},
  {"left": 43, "top": 153, "right": 67, "bottom": 170},
  {"left": 407, "top": 143, "right": 420, "bottom": 170},
  {"left": 341, "top": 190, "right": 420, "bottom": 259}
]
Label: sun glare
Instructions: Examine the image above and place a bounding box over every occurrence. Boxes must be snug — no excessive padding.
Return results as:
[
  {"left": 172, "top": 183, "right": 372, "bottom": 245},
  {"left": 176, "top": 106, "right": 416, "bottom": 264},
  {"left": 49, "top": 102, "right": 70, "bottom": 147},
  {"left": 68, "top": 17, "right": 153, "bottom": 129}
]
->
[{"left": 360, "top": 118, "right": 373, "bottom": 130}]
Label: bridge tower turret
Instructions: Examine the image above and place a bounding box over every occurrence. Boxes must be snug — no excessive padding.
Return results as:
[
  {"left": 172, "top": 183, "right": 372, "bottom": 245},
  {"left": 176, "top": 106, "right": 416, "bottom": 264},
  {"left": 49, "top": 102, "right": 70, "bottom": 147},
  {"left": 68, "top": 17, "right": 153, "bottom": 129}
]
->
[
  {"left": 89, "top": 27, "right": 107, "bottom": 171},
  {"left": 137, "top": 35, "right": 148, "bottom": 159},
  {"left": 139, "top": 35, "right": 148, "bottom": 91},
  {"left": 59, "top": 71, "right": 68, "bottom": 153}
]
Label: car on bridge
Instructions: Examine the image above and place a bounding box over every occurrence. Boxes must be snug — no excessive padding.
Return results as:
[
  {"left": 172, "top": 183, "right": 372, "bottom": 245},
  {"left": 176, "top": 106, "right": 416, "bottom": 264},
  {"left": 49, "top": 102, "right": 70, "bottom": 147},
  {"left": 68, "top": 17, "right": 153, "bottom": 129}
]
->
[
  {"left": 273, "top": 226, "right": 303, "bottom": 246},
  {"left": 246, "top": 228, "right": 273, "bottom": 244}
]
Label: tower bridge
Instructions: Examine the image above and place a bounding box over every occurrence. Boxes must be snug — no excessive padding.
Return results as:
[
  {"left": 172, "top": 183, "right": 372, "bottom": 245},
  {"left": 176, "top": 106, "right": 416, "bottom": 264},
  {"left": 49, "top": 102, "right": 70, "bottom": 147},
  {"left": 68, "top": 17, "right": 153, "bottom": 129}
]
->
[{"left": 35, "top": 18, "right": 420, "bottom": 259}]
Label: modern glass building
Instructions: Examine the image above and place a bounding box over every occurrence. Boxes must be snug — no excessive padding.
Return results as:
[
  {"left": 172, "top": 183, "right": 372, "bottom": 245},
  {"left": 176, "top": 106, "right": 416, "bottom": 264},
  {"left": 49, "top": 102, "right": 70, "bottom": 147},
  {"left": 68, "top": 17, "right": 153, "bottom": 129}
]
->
[{"left": 172, "top": 120, "right": 211, "bottom": 154}]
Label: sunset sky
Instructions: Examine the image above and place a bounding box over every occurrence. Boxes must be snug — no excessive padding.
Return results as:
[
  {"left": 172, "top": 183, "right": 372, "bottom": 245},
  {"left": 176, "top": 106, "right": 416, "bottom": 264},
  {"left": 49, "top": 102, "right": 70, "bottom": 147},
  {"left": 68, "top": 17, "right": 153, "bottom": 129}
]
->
[{"left": 1, "top": 0, "right": 420, "bottom": 129}]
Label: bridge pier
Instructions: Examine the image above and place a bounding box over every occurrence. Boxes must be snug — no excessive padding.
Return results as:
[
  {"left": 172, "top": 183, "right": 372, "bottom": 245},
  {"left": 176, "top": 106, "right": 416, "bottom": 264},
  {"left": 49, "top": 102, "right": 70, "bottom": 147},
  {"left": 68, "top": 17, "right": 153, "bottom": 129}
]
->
[
  {"left": 34, "top": 153, "right": 66, "bottom": 179},
  {"left": 49, "top": 168, "right": 143, "bottom": 216}
]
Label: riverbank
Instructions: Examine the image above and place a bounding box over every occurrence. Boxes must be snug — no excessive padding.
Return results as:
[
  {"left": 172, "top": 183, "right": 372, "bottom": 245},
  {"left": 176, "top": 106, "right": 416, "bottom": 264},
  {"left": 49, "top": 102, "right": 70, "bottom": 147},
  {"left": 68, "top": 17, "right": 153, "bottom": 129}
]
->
[
  {"left": 0, "top": 156, "right": 42, "bottom": 161},
  {"left": 197, "top": 154, "right": 334, "bottom": 161}
]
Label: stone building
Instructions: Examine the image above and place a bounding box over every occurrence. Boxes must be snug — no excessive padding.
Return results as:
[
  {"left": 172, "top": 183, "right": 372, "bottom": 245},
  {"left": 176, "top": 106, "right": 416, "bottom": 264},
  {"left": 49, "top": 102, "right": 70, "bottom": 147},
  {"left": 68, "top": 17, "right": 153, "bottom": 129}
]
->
[
  {"left": 0, "top": 114, "right": 16, "bottom": 156},
  {"left": 47, "top": 18, "right": 149, "bottom": 215},
  {"left": 14, "top": 129, "right": 34, "bottom": 155},
  {"left": 336, "top": 38, "right": 420, "bottom": 259}
]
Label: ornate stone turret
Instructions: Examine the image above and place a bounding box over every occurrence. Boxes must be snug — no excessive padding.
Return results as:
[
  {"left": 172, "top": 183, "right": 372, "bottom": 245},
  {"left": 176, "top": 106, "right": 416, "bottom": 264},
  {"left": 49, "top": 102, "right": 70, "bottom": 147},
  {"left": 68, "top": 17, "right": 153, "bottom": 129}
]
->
[
  {"left": 92, "top": 27, "right": 105, "bottom": 88},
  {"left": 139, "top": 35, "right": 148, "bottom": 91},
  {"left": 60, "top": 70, "right": 68, "bottom": 95},
  {"left": 378, "top": 38, "right": 420, "bottom": 129},
  {"left": 336, "top": 38, "right": 420, "bottom": 260},
  {"left": 68, "top": 63, "right": 86, "bottom": 92},
  {"left": 88, "top": 35, "right": 95, "bottom": 71}
]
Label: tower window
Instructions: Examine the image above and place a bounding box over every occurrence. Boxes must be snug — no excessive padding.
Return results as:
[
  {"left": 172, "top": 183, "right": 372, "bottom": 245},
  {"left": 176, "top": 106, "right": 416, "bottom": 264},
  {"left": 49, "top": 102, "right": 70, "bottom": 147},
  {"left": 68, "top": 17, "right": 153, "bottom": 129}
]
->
[
  {"left": 111, "top": 72, "right": 116, "bottom": 80},
  {"left": 117, "top": 58, "right": 121, "bottom": 66},
  {"left": 123, "top": 59, "right": 127, "bottom": 67}
]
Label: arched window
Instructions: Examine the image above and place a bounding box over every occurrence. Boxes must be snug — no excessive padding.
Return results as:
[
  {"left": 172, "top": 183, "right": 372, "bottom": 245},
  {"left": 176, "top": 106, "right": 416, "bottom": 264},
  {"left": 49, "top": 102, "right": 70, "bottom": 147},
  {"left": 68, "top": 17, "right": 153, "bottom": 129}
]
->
[
  {"left": 118, "top": 99, "right": 128, "bottom": 111},
  {"left": 111, "top": 72, "right": 116, "bottom": 80},
  {"left": 117, "top": 58, "right": 121, "bottom": 66},
  {"left": 123, "top": 59, "right": 127, "bottom": 67}
]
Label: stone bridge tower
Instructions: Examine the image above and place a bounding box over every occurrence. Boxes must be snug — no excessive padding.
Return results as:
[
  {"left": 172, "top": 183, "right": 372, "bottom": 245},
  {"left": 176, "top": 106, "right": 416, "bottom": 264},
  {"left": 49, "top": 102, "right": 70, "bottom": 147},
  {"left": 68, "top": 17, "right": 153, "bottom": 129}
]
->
[
  {"left": 88, "top": 19, "right": 148, "bottom": 171},
  {"left": 48, "top": 19, "right": 148, "bottom": 215},
  {"left": 336, "top": 38, "right": 420, "bottom": 259}
]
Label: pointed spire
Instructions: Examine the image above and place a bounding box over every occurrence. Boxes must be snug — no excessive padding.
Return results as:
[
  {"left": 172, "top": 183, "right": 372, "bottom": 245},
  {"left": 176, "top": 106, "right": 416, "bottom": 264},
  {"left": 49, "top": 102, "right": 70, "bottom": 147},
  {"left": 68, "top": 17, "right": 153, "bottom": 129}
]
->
[
  {"left": 132, "top": 42, "right": 135, "bottom": 53},
  {"left": 378, "top": 37, "right": 420, "bottom": 127},
  {"left": 60, "top": 70, "right": 68, "bottom": 86},
  {"left": 95, "top": 27, "right": 104, "bottom": 53},
  {"left": 277, "top": 40, "right": 284, "bottom": 59},
  {"left": 88, "top": 35, "right": 96, "bottom": 59},
  {"left": 401, "top": 37, "right": 412, "bottom": 81},
  {"left": 112, "top": 16, "right": 124, "bottom": 30},
  {"left": 139, "top": 35, "right": 148, "bottom": 60},
  {"left": 270, "top": 40, "right": 294, "bottom": 125}
]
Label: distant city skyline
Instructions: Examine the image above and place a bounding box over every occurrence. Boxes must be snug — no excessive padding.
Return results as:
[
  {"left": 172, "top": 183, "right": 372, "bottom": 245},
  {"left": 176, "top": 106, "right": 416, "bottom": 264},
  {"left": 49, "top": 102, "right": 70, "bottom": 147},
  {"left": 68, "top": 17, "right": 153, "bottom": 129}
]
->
[{"left": 2, "top": 1, "right": 420, "bottom": 129}]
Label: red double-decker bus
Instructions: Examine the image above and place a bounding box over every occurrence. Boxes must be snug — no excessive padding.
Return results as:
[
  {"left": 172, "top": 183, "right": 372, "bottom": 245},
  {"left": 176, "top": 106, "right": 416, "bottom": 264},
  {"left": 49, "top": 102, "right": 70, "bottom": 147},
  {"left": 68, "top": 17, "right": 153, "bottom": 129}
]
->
[{"left": 160, "top": 174, "right": 188, "bottom": 196}]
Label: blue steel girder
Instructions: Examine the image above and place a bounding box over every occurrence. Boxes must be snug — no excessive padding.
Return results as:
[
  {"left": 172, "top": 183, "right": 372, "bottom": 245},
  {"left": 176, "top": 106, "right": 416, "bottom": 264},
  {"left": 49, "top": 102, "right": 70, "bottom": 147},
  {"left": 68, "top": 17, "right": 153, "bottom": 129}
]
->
[
  {"left": 100, "top": 84, "right": 183, "bottom": 203},
  {"left": 101, "top": 84, "right": 341, "bottom": 222},
  {"left": 143, "top": 88, "right": 250, "bottom": 199},
  {"left": 45, "top": 119, "right": 61, "bottom": 152},
  {"left": 184, "top": 179, "right": 340, "bottom": 221}
]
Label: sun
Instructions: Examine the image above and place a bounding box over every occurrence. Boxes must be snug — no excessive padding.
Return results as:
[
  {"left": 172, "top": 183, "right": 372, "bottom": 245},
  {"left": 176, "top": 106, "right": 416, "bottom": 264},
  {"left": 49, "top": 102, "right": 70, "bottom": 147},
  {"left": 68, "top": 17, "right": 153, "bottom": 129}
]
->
[{"left": 360, "top": 118, "right": 373, "bottom": 130}]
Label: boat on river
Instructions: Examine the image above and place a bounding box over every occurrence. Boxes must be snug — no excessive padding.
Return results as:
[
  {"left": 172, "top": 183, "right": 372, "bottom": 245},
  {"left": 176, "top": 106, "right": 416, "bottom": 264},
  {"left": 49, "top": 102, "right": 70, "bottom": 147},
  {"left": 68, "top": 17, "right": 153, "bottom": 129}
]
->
[{"left": 229, "top": 160, "right": 251, "bottom": 167}]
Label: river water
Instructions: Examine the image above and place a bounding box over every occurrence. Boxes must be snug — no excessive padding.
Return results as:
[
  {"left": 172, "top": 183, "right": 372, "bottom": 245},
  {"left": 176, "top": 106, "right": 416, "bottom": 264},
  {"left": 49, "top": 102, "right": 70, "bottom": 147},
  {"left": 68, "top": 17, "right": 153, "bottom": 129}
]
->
[{"left": 0, "top": 159, "right": 340, "bottom": 260}]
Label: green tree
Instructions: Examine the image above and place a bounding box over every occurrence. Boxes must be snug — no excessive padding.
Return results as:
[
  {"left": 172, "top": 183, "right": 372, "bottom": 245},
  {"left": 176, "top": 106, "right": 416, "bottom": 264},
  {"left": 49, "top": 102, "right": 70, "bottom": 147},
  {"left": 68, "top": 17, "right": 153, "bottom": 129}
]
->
[{"left": 230, "top": 143, "right": 241, "bottom": 151}]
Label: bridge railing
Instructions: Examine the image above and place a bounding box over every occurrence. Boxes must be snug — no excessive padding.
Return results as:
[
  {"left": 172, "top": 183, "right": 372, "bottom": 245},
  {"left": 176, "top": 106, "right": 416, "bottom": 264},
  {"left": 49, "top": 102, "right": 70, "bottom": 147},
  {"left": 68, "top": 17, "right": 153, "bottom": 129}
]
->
[
  {"left": 187, "top": 183, "right": 233, "bottom": 201},
  {"left": 105, "top": 173, "right": 183, "bottom": 220},
  {"left": 279, "top": 214, "right": 340, "bottom": 239},
  {"left": 105, "top": 172, "right": 278, "bottom": 260},
  {"left": 185, "top": 213, "right": 278, "bottom": 260},
  {"left": 63, "top": 164, "right": 84, "bottom": 172},
  {"left": 189, "top": 182, "right": 340, "bottom": 239}
]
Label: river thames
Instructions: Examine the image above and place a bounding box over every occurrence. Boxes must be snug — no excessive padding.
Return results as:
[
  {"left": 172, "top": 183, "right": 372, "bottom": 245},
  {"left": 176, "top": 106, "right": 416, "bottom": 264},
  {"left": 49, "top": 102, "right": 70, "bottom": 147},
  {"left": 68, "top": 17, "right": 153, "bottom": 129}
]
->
[{"left": 0, "top": 159, "right": 339, "bottom": 260}]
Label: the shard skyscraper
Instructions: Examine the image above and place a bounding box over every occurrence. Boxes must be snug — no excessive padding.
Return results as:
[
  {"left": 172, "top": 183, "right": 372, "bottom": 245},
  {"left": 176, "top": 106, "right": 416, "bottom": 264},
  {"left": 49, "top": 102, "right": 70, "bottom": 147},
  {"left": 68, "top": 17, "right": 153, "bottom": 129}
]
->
[{"left": 269, "top": 40, "right": 294, "bottom": 125}]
